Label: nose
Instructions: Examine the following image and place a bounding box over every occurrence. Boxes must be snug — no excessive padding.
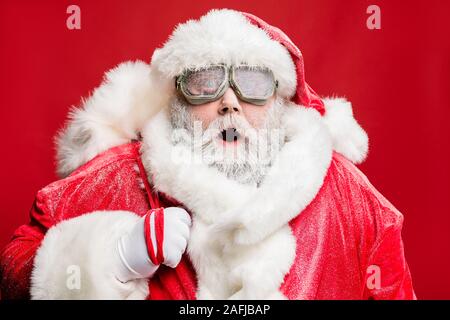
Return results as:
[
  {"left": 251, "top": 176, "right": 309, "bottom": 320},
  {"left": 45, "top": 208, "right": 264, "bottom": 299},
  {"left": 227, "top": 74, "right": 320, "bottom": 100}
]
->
[{"left": 218, "top": 88, "right": 242, "bottom": 115}]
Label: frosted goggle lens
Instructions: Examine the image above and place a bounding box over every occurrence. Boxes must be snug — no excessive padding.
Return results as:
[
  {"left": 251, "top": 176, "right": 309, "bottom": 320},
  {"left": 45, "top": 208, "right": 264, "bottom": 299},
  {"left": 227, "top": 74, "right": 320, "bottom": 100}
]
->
[{"left": 184, "top": 66, "right": 226, "bottom": 96}]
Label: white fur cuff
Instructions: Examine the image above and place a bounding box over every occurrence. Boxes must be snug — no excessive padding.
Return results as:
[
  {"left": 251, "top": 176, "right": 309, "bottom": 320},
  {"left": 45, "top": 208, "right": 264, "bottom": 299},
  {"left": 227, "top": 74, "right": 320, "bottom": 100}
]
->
[{"left": 30, "top": 211, "right": 149, "bottom": 300}]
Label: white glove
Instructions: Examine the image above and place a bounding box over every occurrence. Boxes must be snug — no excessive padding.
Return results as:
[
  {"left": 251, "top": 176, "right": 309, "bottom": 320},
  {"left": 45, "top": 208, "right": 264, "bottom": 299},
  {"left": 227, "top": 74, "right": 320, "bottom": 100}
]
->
[{"left": 115, "top": 207, "right": 191, "bottom": 283}]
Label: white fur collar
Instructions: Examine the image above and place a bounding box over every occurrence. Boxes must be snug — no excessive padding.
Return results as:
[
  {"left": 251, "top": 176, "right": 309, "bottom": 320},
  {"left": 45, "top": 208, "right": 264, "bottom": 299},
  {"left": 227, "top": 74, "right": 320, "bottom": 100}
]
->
[{"left": 141, "top": 104, "right": 332, "bottom": 245}]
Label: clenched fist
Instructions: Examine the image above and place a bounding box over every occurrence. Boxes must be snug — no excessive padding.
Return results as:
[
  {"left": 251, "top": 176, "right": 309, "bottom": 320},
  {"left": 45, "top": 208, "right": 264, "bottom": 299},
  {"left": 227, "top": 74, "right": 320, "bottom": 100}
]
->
[{"left": 116, "top": 207, "right": 191, "bottom": 282}]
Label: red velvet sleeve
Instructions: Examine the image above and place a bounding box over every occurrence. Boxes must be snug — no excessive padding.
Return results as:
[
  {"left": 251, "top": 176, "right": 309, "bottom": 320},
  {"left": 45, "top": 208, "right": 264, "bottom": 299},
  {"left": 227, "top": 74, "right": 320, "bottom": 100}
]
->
[
  {"left": 0, "top": 197, "right": 53, "bottom": 299},
  {"left": 362, "top": 214, "right": 416, "bottom": 300}
]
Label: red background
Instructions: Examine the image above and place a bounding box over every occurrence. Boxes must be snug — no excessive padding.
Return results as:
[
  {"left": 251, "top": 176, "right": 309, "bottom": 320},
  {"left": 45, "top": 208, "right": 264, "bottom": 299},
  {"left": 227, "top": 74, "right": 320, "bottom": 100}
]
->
[{"left": 1, "top": 0, "right": 449, "bottom": 299}]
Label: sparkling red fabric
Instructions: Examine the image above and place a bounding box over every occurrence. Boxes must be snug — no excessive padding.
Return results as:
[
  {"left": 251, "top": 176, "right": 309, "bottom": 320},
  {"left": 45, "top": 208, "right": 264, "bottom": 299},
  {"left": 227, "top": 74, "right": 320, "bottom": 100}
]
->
[
  {"left": 0, "top": 142, "right": 415, "bottom": 299},
  {"left": 242, "top": 12, "right": 326, "bottom": 115}
]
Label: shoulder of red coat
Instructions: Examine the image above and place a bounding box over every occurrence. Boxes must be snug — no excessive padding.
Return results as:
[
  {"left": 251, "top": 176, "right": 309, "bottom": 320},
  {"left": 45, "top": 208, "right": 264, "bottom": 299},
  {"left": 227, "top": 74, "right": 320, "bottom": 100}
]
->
[
  {"left": 36, "top": 142, "right": 143, "bottom": 217},
  {"left": 68, "top": 141, "right": 140, "bottom": 176},
  {"left": 328, "top": 151, "right": 404, "bottom": 229}
]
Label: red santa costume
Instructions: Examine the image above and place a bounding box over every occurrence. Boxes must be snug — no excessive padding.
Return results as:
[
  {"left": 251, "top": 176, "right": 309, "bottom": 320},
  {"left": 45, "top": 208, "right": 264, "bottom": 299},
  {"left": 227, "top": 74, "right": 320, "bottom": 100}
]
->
[{"left": 0, "top": 9, "right": 415, "bottom": 300}]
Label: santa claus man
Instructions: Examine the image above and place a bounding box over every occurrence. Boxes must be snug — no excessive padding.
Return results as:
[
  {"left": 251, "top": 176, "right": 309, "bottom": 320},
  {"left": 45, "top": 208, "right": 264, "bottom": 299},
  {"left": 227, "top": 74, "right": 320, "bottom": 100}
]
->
[{"left": 0, "top": 9, "right": 415, "bottom": 300}]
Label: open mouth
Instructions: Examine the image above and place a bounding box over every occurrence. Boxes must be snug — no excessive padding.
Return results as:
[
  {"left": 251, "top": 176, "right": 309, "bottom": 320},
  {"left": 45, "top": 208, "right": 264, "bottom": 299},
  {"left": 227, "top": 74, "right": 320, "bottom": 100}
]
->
[{"left": 220, "top": 128, "right": 241, "bottom": 143}]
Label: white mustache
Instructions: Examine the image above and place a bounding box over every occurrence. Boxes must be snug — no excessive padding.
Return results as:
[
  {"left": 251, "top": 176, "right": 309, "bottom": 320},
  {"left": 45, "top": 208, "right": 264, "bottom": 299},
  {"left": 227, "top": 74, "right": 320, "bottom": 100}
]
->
[
  {"left": 168, "top": 95, "right": 288, "bottom": 185},
  {"left": 201, "top": 114, "right": 253, "bottom": 143}
]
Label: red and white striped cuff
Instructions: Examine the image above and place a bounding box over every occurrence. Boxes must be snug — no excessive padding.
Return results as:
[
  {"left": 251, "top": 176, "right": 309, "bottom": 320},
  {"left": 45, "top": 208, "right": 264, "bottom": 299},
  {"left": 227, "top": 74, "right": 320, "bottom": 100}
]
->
[{"left": 144, "top": 208, "right": 165, "bottom": 265}]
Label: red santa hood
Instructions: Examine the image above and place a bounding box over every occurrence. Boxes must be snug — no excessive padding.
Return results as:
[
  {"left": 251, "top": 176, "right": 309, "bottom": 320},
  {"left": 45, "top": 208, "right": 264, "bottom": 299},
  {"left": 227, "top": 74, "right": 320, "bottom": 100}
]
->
[{"left": 55, "top": 9, "right": 368, "bottom": 178}]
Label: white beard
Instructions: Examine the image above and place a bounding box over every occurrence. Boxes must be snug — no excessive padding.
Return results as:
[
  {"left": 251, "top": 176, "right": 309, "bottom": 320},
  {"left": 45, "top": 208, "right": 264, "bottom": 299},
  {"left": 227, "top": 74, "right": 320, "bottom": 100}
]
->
[
  {"left": 168, "top": 95, "right": 287, "bottom": 185},
  {"left": 140, "top": 100, "right": 332, "bottom": 299}
]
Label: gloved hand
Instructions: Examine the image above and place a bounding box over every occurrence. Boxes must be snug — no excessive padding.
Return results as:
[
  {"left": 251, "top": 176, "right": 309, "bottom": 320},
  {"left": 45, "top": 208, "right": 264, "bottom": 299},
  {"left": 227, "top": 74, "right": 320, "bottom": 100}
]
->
[{"left": 115, "top": 207, "right": 191, "bottom": 282}]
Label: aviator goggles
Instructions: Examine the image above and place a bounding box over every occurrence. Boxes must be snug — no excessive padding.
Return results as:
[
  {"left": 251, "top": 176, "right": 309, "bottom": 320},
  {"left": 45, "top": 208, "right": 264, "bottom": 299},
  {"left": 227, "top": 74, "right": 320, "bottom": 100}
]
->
[{"left": 175, "top": 64, "right": 279, "bottom": 106}]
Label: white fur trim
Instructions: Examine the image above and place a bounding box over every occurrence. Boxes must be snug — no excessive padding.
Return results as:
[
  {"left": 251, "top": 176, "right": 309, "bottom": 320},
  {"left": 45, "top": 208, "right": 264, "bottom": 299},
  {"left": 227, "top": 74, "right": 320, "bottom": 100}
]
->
[
  {"left": 55, "top": 60, "right": 171, "bottom": 177},
  {"left": 140, "top": 102, "right": 332, "bottom": 299},
  {"left": 191, "top": 222, "right": 295, "bottom": 299},
  {"left": 222, "top": 105, "right": 333, "bottom": 245},
  {"left": 142, "top": 109, "right": 255, "bottom": 225},
  {"left": 150, "top": 9, "right": 297, "bottom": 100},
  {"left": 322, "top": 97, "right": 369, "bottom": 164},
  {"left": 30, "top": 211, "right": 149, "bottom": 300},
  {"left": 142, "top": 104, "right": 332, "bottom": 241}
]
